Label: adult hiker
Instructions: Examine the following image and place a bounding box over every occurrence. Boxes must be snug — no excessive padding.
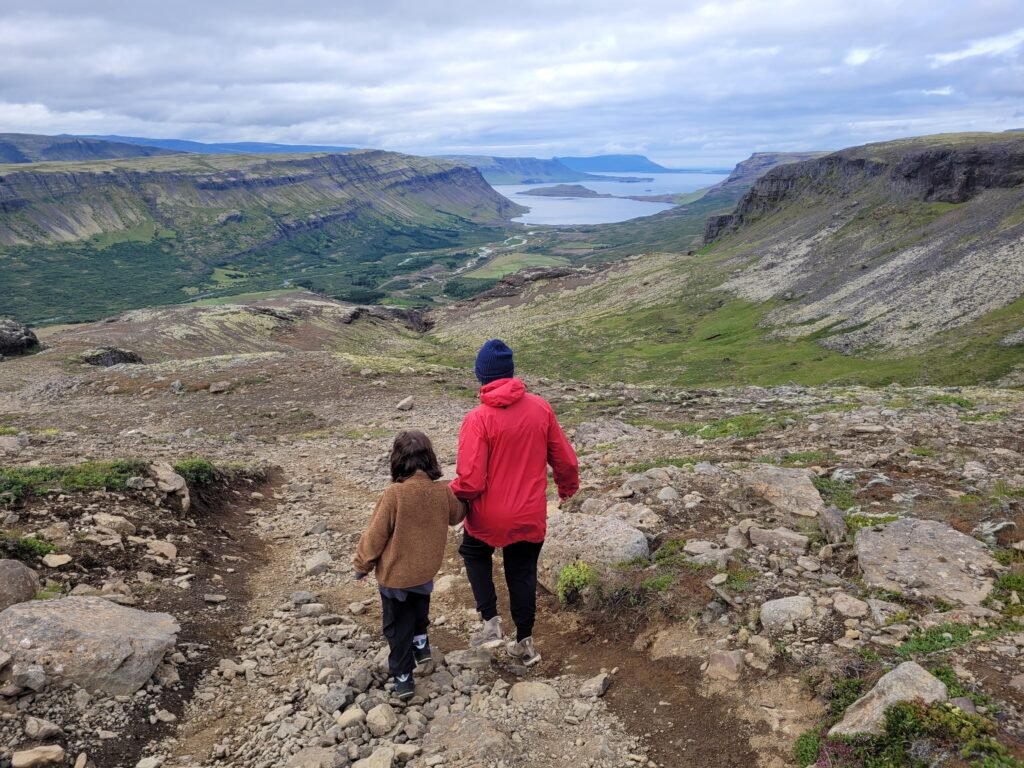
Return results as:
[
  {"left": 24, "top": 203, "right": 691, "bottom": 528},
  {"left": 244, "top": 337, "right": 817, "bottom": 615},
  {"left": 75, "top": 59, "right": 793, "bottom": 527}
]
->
[{"left": 450, "top": 338, "right": 579, "bottom": 666}]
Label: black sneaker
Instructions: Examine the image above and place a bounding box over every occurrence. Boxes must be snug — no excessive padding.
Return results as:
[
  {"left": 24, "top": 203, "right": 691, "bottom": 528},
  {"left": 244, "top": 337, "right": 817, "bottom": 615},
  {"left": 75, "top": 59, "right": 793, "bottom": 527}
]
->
[
  {"left": 394, "top": 673, "right": 415, "bottom": 700},
  {"left": 412, "top": 640, "right": 432, "bottom": 667}
]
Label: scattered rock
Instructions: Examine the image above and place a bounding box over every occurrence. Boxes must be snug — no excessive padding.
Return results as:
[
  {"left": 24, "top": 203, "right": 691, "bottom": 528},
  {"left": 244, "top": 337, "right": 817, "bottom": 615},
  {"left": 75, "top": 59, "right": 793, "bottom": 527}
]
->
[
  {"left": 833, "top": 593, "right": 869, "bottom": 618},
  {"left": 0, "top": 596, "right": 179, "bottom": 695},
  {"left": 305, "top": 551, "right": 333, "bottom": 576},
  {"left": 41, "top": 553, "right": 72, "bottom": 568},
  {"left": 818, "top": 505, "right": 847, "bottom": 544},
  {"left": 855, "top": 518, "right": 1000, "bottom": 606},
  {"left": 749, "top": 526, "right": 809, "bottom": 555},
  {"left": 741, "top": 465, "right": 825, "bottom": 518},
  {"left": 396, "top": 396, "right": 414, "bottom": 411},
  {"left": 539, "top": 512, "right": 648, "bottom": 592},
  {"left": 706, "top": 650, "right": 745, "bottom": 681},
  {"left": 11, "top": 746, "right": 65, "bottom": 768},
  {"left": 209, "top": 381, "right": 232, "bottom": 394},
  {"left": 0, "top": 559, "right": 40, "bottom": 610},
  {"left": 510, "top": 681, "right": 560, "bottom": 703},
  {"left": 580, "top": 672, "right": 611, "bottom": 697},
  {"left": 78, "top": 346, "right": 143, "bottom": 366},
  {"left": 760, "top": 596, "right": 814, "bottom": 635},
  {"left": 830, "top": 662, "right": 948, "bottom": 737},
  {"left": 366, "top": 702, "right": 398, "bottom": 736},
  {"left": 0, "top": 317, "right": 39, "bottom": 356}
]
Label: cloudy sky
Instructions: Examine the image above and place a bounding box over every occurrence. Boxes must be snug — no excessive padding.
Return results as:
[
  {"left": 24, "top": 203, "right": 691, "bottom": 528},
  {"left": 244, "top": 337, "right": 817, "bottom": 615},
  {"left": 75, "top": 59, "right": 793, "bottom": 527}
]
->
[{"left": 2, "top": 0, "right": 1023, "bottom": 165}]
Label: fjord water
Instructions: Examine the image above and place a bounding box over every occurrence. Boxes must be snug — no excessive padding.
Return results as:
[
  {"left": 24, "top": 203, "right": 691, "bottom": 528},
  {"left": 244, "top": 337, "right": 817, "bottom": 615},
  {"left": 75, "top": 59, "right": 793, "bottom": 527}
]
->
[{"left": 494, "top": 171, "right": 728, "bottom": 225}]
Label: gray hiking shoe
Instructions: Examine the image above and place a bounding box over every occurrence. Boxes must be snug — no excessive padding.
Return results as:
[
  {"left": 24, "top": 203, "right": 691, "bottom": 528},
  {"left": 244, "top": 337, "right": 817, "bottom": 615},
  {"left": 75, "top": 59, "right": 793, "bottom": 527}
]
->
[
  {"left": 470, "top": 616, "right": 503, "bottom": 649},
  {"left": 507, "top": 636, "right": 542, "bottom": 667}
]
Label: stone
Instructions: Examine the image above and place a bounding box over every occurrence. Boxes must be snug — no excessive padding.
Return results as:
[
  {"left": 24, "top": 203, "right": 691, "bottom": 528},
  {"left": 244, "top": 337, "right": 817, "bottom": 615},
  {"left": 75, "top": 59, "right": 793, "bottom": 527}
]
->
[
  {"left": 422, "top": 712, "right": 509, "bottom": 764},
  {"left": 830, "top": 662, "right": 948, "bottom": 737},
  {"left": 833, "top": 593, "right": 869, "bottom": 618},
  {"left": 657, "top": 486, "right": 680, "bottom": 502},
  {"left": 706, "top": 650, "right": 745, "bottom": 681},
  {"left": 209, "top": 381, "right": 232, "bottom": 394},
  {"left": 1009, "top": 674, "right": 1024, "bottom": 694},
  {"left": 41, "top": 553, "right": 72, "bottom": 568},
  {"left": 818, "top": 506, "right": 847, "bottom": 544},
  {"left": 605, "top": 503, "right": 664, "bottom": 534},
  {"left": 78, "top": 347, "right": 143, "bottom": 366},
  {"left": 855, "top": 519, "right": 1000, "bottom": 606},
  {"left": 291, "top": 590, "right": 317, "bottom": 605},
  {"left": 11, "top": 746, "right": 65, "bottom": 767},
  {"left": 574, "top": 419, "right": 644, "bottom": 448},
  {"left": 0, "top": 559, "right": 40, "bottom": 610},
  {"left": 146, "top": 540, "right": 177, "bottom": 560},
  {"left": 353, "top": 748, "right": 395, "bottom": 768},
  {"left": 305, "top": 551, "right": 333, "bottom": 576},
  {"left": 396, "top": 396, "right": 414, "bottom": 411},
  {"left": 580, "top": 672, "right": 611, "bottom": 697},
  {"left": 0, "top": 596, "right": 179, "bottom": 695},
  {"left": 0, "top": 317, "right": 39, "bottom": 356},
  {"left": 24, "top": 716, "right": 64, "bottom": 739},
  {"left": 12, "top": 663, "right": 48, "bottom": 691},
  {"left": 150, "top": 463, "right": 186, "bottom": 493},
  {"left": 539, "top": 512, "right": 648, "bottom": 592},
  {"left": 749, "top": 526, "right": 809, "bottom": 555},
  {"left": 367, "top": 702, "right": 399, "bottom": 736},
  {"left": 94, "top": 513, "right": 136, "bottom": 536},
  {"left": 287, "top": 747, "right": 345, "bottom": 768},
  {"left": 510, "top": 681, "right": 559, "bottom": 703},
  {"left": 444, "top": 647, "right": 494, "bottom": 671},
  {"left": 725, "top": 525, "right": 749, "bottom": 549},
  {"left": 760, "top": 596, "right": 814, "bottom": 635},
  {"left": 741, "top": 465, "right": 825, "bottom": 518},
  {"left": 0, "top": 649, "right": 10, "bottom": 670},
  {"left": 136, "top": 759, "right": 162, "bottom": 768},
  {"left": 335, "top": 705, "right": 366, "bottom": 728}
]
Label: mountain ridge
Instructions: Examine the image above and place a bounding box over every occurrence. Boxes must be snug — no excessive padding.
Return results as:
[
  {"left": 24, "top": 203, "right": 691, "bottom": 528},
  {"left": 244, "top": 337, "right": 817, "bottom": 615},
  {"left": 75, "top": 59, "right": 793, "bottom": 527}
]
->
[{"left": 0, "top": 133, "right": 180, "bottom": 164}]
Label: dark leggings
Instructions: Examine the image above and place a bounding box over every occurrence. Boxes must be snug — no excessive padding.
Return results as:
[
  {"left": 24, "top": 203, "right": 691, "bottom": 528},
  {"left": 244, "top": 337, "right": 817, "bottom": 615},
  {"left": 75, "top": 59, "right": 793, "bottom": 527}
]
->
[
  {"left": 459, "top": 531, "right": 543, "bottom": 642},
  {"left": 380, "top": 591, "right": 430, "bottom": 677}
]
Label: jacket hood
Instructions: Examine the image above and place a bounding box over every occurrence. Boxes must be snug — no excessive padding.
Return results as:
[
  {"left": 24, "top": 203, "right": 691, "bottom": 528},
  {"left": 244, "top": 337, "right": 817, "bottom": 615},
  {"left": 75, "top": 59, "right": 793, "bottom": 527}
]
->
[{"left": 479, "top": 377, "right": 526, "bottom": 407}]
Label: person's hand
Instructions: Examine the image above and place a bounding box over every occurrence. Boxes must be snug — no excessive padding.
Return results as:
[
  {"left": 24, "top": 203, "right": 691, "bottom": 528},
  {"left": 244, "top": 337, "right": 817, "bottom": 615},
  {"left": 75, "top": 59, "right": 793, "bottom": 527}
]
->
[{"left": 354, "top": 572, "right": 368, "bottom": 582}]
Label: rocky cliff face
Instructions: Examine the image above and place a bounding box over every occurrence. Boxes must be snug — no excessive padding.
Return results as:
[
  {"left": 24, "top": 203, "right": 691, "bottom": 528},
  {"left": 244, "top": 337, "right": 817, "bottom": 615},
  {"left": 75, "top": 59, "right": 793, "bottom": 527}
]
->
[
  {"left": 710, "top": 133, "right": 1024, "bottom": 353},
  {"left": 0, "top": 150, "right": 525, "bottom": 247}
]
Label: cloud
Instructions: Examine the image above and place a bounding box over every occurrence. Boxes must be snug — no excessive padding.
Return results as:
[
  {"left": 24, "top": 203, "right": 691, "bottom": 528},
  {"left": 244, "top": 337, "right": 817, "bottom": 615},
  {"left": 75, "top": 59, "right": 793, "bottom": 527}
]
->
[
  {"left": 844, "top": 47, "right": 883, "bottom": 66},
  {"left": 0, "top": 1, "right": 1022, "bottom": 165},
  {"left": 930, "top": 27, "right": 1024, "bottom": 66}
]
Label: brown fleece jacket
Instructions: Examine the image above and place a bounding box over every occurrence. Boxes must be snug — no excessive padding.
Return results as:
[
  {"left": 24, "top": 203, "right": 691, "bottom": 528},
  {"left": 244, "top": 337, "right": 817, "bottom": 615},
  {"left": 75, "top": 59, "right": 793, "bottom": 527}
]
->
[{"left": 352, "top": 471, "right": 466, "bottom": 588}]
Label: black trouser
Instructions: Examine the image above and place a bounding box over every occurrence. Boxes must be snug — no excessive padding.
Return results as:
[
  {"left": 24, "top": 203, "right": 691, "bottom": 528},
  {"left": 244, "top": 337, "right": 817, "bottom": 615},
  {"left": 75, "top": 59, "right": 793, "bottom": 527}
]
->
[
  {"left": 459, "top": 531, "right": 543, "bottom": 642},
  {"left": 380, "top": 591, "right": 430, "bottom": 677}
]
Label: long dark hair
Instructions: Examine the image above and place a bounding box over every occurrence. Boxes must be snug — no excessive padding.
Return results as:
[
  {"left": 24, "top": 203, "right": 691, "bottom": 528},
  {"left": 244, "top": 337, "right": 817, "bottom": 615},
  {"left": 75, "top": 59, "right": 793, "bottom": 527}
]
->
[{"left": 390, "top": 430, "right": 443, "bottom": 482}]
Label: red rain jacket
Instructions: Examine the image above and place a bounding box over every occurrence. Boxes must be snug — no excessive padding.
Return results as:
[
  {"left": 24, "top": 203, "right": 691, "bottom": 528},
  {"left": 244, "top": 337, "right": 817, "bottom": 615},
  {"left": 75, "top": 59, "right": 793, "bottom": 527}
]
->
[{"left": 450, "top": 378, "right": 579, "bottom": 547}]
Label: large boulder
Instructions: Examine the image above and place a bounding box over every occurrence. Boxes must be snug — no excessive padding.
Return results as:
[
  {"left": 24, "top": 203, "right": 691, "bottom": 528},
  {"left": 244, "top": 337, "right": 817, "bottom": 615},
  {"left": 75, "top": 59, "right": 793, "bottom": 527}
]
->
[
  {"left": 0, "top": 596, "right": 179, "bottom": 695},
  {"left": 539, "top": 512, "right": 648, "bottom": 592},
  {"left": 830, "top": 662, "right": 948, "bottom": 737},
  {"left": 741, "top": 465, "right": 825, "bottom": 518},
  {"left": 78, "top": 346, "right": 144, "bottom": 367},
  {"left": 0, "top": 318, "right": 38, "bottom": 357},
  {"left": 574, "top": 419, "right": 644, "bottom": 448},
  {"left": 0, "top": 560, "right": 39, "bottom": 611},
  {"left": 855, "top": 518, "right": 1000, "bottom": 606}
]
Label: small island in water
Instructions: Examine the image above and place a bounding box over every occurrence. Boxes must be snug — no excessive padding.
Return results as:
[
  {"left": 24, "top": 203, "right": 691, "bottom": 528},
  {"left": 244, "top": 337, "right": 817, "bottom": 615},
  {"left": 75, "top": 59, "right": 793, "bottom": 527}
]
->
[{"left": 519, "top": 184, "right": 613, "bottom": 198}]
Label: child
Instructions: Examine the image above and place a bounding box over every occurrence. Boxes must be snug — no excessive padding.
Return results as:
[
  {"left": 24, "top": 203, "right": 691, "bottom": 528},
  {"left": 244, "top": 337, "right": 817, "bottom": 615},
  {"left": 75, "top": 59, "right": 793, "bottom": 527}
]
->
[{"left": 353, "top": 430, "right": 466, "bottom": 700}]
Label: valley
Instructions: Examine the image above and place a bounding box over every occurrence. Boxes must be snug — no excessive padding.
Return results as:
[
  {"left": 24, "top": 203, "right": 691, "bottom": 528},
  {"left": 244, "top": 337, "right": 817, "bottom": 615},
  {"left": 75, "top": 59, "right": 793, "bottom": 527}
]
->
[{"left": 0, "top": 130, "right": 1022, "bottom": 768}]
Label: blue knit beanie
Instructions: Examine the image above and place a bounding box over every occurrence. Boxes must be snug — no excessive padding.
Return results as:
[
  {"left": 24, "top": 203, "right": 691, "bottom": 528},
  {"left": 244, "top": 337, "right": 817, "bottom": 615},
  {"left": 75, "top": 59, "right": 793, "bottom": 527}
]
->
[{"left": 474, "top": 339, "right": 514, "bottom": 384}]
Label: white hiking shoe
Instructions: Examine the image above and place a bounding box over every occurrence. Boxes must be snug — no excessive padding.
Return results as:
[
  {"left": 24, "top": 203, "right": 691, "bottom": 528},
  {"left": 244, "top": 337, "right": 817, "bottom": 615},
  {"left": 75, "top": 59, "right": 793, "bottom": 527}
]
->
[
  {"left": 507, "top": 636, "right": 542, "bottom": 667},
  {"left": 470, "top": 616, "right": 503, "bottom": 649}
]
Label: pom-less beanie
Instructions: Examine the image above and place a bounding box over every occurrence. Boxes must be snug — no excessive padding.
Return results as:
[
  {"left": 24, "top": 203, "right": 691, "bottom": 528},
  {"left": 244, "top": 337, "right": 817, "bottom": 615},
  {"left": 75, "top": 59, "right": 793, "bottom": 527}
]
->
[{"left": 474, "top": 339, "right": 515, "bottom": 384}]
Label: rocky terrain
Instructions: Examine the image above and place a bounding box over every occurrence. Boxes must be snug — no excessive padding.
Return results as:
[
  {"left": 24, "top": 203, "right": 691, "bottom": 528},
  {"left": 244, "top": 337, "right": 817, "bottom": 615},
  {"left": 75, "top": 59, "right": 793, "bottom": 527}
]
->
[
  {"left": 0, "top": 134, "right": 178, "bottom": 165},
  {"left": 0, "top": 293, "right": 1022, "bottom": 767}
]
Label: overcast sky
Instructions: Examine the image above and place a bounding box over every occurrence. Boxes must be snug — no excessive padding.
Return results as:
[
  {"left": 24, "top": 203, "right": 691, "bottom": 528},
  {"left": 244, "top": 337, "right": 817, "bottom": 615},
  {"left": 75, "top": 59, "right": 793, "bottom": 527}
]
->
[{"left": 2, "top": 0, "right": 1023, "bottom": 166}]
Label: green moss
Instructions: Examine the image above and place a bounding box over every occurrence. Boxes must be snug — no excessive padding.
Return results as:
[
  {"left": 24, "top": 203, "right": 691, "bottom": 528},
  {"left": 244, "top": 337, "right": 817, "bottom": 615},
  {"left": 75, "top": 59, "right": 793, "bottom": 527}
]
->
[
  {"left": 0, "top": 535, "right": 56, "bottom": 561},
  {"left": 793, "top": 728, "right": 822, "bottom": 766},
  {"left": 0, "top": 427, "right": 18, "bottom": 436},
  {"left": 910, "top": 446, "right": 937, "bottom": 457},
  {"left": 556, "top": 562, "right": 597, "bottom": 604},
  {"left": 622, "top": 457, "right": 697, "bottom": 473},
  {"left": 928, "top": 394, "right": 976, "bottom": 409},
  {"left": 830, "top": 678, "right": 867, "bottom": 716},
  {"left": 724, "top": 568, "right": 759, "bottom": 592},
  {"left": 640, "top": 574, "right": 674, "bottom": 592},
  {"left": 813, "top": 476, "right": 858, "bottom": 511},
  {"left": 895, "top": 623, "right": 1010, "bottom": 657},
  {"left": 0, "top": 459, "right": 149, "bottom": 505},
  {"left": 846, "top": 513, "right": 900, "bottom": 534},
  {"left": 632, "top": 411, "right": 792, "bottom": 440},
  {"left": 172, "top": 456, "right": 218, "bottom": 487},
  {"left": 653, "top": 538, "right": 687, "bottom": 565}
]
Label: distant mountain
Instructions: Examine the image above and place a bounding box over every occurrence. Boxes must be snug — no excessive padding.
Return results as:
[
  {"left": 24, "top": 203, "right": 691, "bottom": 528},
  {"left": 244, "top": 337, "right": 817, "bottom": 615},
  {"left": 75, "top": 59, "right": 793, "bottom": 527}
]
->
[
  {"left": 556, "top": 154, "right": 731, "bottom": 174},
  {"left": 0, "top": 133, "right": 179, "bottom": 163},
  {"left": 437, "top": 155, "right": 649, "bottom": 185},
  {"left": 80, "top": 135, "right": 358, "bottom": 155}
]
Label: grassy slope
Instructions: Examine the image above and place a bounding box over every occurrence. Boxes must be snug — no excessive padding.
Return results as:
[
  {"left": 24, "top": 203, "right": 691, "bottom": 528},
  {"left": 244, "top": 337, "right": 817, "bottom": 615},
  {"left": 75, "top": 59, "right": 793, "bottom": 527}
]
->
[{"left": 432, "top": 134, "right": 1024, "bottom": 388}]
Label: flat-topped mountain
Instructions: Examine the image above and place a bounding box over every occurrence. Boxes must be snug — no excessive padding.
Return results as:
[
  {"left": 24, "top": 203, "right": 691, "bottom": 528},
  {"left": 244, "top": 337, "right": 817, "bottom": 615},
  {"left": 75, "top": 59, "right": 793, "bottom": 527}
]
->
[
  {"left": 0, "top": 133, "right": 180, "bottom": 164},
  {"left": 80, "top": 134, "right": 359, "bottom": 155},
  {"left": 437, "top": 155, "right": 649, "bottom": 185},
  {"left": 0, "top": 150, "right": 524, "bottom": 323}
]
